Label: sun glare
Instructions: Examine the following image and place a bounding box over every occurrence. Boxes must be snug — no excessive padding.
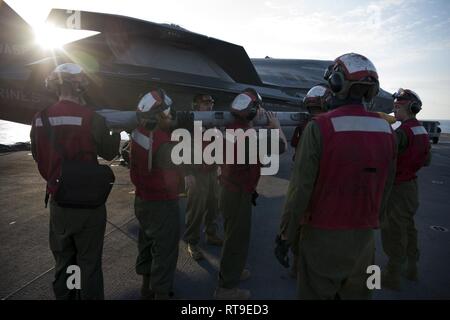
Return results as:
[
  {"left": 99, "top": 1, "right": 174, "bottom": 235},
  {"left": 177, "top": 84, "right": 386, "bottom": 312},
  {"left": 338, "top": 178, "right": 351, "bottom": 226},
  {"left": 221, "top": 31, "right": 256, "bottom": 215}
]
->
[
  {"left": 33, "top": 23, "right": 99, "bottom": 50},
  {"left": 33, "top": 23, "right": 67, "bottom": 49}
]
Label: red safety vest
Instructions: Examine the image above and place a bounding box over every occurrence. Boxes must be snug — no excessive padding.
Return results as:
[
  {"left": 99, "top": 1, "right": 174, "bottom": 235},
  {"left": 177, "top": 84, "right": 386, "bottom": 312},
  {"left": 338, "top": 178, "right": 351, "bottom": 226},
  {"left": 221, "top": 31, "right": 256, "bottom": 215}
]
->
[
  {"left": 219, "top": 120, "right": 261, "bottom": 193},
  {"left": 31, "top": 100, "right": 97, "bottom": 194},
  {"left": 306, "top": 105, "right": 396, "bottom": 229},
  {"left": 130, "top": 126, "right": 181, "bottom": 201},
  {"left": 395, "top": 119, "right": 430, "bottom": 184}
]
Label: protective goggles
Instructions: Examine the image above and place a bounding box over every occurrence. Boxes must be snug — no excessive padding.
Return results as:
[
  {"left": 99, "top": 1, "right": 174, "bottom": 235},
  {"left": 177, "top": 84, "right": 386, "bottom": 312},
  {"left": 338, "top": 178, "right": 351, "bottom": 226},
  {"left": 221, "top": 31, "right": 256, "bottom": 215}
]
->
[
  {"left": 392, "top": 88, "right": 419, "bottom": 102},
  {"left": 323, "top": 65, "right": 333, "bottom": 80}
]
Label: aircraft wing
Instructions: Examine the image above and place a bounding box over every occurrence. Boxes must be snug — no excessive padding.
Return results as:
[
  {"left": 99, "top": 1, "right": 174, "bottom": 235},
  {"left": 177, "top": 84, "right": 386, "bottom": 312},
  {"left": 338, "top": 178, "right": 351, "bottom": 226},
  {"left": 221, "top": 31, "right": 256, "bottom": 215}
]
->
[
  {"left": 252, "top": 58, "right": 394, "bottom": 114},
  {"left": 4, "top": 6, "right": 302, "bottom": 120},
  {"left": 46, "top": 8, "right": 264, "bottom": 87},
  {"left": 0, "top": 4, "right": 393, "bottom": 126}
]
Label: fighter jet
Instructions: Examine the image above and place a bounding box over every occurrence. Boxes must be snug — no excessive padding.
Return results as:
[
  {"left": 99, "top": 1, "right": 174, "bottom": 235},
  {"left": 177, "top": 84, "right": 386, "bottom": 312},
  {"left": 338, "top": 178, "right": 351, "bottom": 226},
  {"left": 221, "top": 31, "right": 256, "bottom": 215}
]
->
[{"left": 0, "top": 2, "right": 394, "bottom": 126}]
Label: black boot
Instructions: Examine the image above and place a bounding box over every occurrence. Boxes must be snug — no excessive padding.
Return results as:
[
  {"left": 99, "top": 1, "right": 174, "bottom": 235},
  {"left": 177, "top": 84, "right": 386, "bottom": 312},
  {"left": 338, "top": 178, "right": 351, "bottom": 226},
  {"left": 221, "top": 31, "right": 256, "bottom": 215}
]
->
[
  {"left": 381, "top": 265, "right": 401, "bottom": 291},
  {"left": 140, "top": 275, "right": 154, "bottom": 300},
  {"left": 405, "top": 262, "right": 418, "bottom": 282}
]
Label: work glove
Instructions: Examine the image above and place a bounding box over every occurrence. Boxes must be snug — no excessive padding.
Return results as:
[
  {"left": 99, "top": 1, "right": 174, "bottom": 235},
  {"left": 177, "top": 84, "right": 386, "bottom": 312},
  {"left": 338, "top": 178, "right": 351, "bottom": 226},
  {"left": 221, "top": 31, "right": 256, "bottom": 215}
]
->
[
  {"left": 377, "top": 112, "right": 396, "bottom": 124},
  {"left": 175, "top": 111, "right": 194, "bottom": 131},
  {"left": 274, "top": 234, "right": 290, "bottom": 268}
]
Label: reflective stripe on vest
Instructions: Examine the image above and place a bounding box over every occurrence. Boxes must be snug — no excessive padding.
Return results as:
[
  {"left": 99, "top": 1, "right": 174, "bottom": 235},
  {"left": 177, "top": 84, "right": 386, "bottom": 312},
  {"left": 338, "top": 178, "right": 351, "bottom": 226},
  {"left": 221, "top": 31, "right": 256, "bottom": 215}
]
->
[
  {"left": 411, "top": 126, "right": 427, "bottom": 135},
  {"left": 131, "top": 129, "right": 151, "bottom": 150},
  {"left": 331, "top": 116, "right": 392, "bottom": 133},
  {"left": 35, "top": 116, "right": 83, "bottom": 127}
]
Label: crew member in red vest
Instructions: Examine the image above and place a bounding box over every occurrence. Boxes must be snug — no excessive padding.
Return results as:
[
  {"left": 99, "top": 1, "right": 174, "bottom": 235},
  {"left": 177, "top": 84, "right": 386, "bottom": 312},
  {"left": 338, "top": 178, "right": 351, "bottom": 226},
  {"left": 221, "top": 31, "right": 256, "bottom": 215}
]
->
[
  {"left": 284, "top": 53, "right": 397, "bottom": 299},
  {"left": 214, "top": 88, "right": 287, "bottom": 300},
  {"left": 275, "top": 84, "right": 332, "bottom": 278},
  {"left": 130, "top": 88, "right": 182, "bottom": 300},
  {"left": 381, "top": 88, "right": 431, "bottom": 290},
  {"left": 290, "top": 85, "right": 332, "bottom": 161},
  {"left": 30, "top": 63, "right": 120, "bottom": 299},
  {"left": 183, "top": 94, "right": 223, "bottom": 261}
]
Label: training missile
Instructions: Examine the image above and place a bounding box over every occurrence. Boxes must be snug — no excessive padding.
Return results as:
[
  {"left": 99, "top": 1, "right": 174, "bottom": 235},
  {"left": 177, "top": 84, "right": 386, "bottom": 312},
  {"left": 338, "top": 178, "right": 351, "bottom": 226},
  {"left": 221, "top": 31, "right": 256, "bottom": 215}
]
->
[
  {"left": 96, "top": 109, "right": 138, "bottom": 130},
  {"left": 179, "top": 111, "right": 311, "bottom": 128},
  {"left": 96, "top": 109, "right": 311, "bottom": 131}
]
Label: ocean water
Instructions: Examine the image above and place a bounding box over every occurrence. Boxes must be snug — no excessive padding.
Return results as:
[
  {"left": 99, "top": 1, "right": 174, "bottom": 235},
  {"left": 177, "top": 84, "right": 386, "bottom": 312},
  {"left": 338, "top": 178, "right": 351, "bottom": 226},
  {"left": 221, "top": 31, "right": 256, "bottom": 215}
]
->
[
  {"left": 392, "top": 119, "right": 450, "bottom": 132},
  {"left": 0, "top": 120, "right": 32, "bottom": 145},
  {"left": 1, "top": 119, "right": 450, "bottom": 145},
  {"left": 0, "top": 119, "right": 130, "bottom": 144},
  {"left": 430, "top": 119, "right": 450, "bottom": 134}
]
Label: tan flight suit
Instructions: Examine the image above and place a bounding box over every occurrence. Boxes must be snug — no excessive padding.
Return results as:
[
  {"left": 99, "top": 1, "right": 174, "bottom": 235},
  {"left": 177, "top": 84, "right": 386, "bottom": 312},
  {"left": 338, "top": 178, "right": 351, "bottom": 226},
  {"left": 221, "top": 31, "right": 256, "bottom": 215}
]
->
[
  {"left": 279, "top": 170, "right": 302, "bottom": 277},
  {"left": 278, "top": 122, "right": 312, "bottom": 276},
  {"left": 132, "top": 142, "right": 183, "bottom": 298},
  {"left": 218, "top": 188, "right": 253, "bottom": 288},
  {"left": 183, "top": 167, "right": 220, "bottom": 245},
  {"left": 134, "top": 197, "right": 180, "bottom": 297},
  {"left": 284, "top": 121, "right": 396, "bottom": 299},
  {"left": 381, "top": 128, "right": 431, "bottom": 277},
  {"left": 218, "top": 127, "right": 286, "bottom": 289},
  {"left": 31, "top": 112, "right": 120, "bottom": 300}
]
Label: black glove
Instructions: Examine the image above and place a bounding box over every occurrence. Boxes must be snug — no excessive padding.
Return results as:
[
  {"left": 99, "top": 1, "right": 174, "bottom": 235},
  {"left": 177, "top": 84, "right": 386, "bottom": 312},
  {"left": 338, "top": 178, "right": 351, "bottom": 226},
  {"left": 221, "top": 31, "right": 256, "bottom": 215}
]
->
[
  {"left": 251, "top": 191, "right": 259, "bottom": 206},
  {"left": 274, "top": 235, "right": 290, "bottom": 268},
  {"left": 175, "top": 111, "right": 194, "bottom": 132}
]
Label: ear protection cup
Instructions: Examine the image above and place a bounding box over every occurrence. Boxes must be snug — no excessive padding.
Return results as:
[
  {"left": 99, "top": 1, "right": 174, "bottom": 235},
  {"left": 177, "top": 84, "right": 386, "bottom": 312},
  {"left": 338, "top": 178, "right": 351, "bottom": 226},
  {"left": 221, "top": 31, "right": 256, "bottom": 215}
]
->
[
  {"left": 242, "top": 88, "right": 261, "bottom": 121},
  {"left": 136, "top": 111, "right": 157, "bottom": 130},
  {"left": 170, "top": 108, "right": 177, "bottom": 119},
  {"left": 328, "top": 71, "right": 344, "bottom": 94},
  {"left": 155, "top": 88, "right": 167, "bottom": 107},
  {"left": 144, "top": 120, "right": 158, "bottom": 131},
  {"left": 246, "top": 107, "right": 257, "bottom": 121},
  {"left": 322, "top": 94, "right": 333, "bottom": 111},
  {"left": 410, "top": 101, "right": 421, "bottom": 114},
  {"left": 246, "top": 93, "right": 262, "bottom": 121},
  {"left": 365, "top": 80, "right": 380, "bottom": 100}
]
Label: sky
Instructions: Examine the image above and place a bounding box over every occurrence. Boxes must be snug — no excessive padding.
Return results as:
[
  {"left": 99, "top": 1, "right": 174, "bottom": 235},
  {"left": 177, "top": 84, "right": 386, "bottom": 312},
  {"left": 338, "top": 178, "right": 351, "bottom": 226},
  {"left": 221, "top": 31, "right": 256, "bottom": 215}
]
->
[{"left": 5, "top": 0, "right": 450, "bottom": 119}]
